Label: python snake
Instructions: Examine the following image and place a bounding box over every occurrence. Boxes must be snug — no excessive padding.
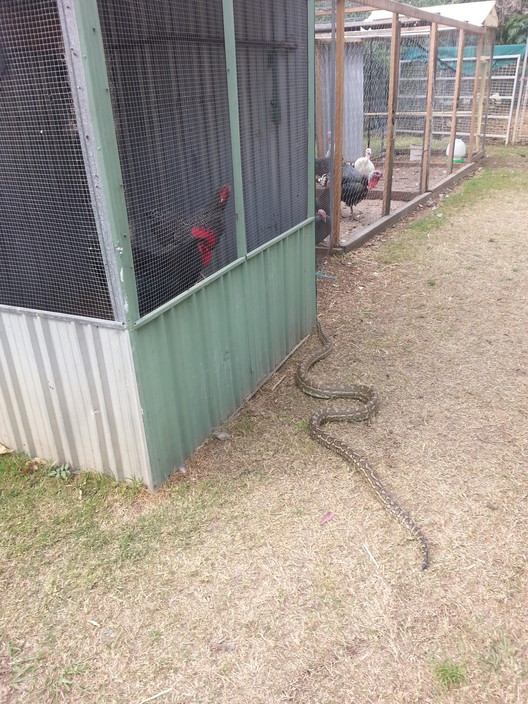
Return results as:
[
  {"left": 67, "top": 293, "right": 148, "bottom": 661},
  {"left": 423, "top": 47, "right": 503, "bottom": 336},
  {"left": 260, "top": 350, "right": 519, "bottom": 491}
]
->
[{"left": 295, "top": 319, "right": 429, "bottom": 570}]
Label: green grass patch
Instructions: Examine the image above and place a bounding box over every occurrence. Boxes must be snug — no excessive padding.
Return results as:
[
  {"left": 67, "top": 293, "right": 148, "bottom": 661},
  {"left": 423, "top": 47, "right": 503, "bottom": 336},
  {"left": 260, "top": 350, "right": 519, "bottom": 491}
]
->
[
  {"left": 0, "top": 452, "right": 254, "bottom": 596},
  {"left": 381, "top": 166, "right": 528, "bottom": 265},
  {"left": 433, "top": 659, "right": 467, "bottom": 689}
]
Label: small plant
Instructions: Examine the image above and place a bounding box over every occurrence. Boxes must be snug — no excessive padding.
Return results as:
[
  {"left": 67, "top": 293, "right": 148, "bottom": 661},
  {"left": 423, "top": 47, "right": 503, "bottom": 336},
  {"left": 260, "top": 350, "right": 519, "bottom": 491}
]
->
[
  {"left": 482, "top": 636, "right": 512, "bottom": 672},
  {"left": 434, "top": 659, "right": 467, "bottom": 689},
  {"left": 47, "top": 462, "right": 72, "bottom": 480},
  {"left": 427, "top": 280, "right": 436, "bottom": 286},
  {"left": 293, "top": 420, "right": 308, "bottom": 430}
]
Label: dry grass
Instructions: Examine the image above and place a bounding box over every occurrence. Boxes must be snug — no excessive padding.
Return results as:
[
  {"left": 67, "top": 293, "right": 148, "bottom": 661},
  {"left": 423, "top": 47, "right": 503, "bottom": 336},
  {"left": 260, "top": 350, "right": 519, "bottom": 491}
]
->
[{"left": 1, "top": 147, "right": 528, "bottom": 703}]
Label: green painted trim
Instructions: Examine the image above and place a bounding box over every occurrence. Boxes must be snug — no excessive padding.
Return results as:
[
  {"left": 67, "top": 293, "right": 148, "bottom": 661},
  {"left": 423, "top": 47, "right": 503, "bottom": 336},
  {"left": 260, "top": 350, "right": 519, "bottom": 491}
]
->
[
  {"left": 72, "top": 0, "right": 139, "bottom": 325},
  {"left": 307, "top": 0, "right": 315, "bottom": 221},
  {"left": 132, "top": 255, "right": 246, "bottom": 329},
  {"left": 222, "top": 0, "right": 247, "bottom": 258},
  {"left": 246, "top": 218, "right": 313, "bottom": 259}
]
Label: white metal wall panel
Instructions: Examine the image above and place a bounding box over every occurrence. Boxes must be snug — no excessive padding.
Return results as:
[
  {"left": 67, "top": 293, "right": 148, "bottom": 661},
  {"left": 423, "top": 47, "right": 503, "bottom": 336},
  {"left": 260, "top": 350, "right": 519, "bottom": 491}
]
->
[{"left": 0, "top": 308, "right": 152, "bottom": 487}]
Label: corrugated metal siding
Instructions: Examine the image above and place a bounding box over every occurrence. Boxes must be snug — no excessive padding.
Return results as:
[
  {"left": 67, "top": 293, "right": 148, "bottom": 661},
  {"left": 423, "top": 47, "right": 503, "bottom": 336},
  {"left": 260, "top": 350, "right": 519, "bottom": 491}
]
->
[
  {"left": 0, "top": 308, "right": 151, "bottom": 486},
  {"left": 317, "top": 41, "right": 364, "bottom": 161},
  {"left": 132, "top": 220, "right": 316, "bottom": 488}
]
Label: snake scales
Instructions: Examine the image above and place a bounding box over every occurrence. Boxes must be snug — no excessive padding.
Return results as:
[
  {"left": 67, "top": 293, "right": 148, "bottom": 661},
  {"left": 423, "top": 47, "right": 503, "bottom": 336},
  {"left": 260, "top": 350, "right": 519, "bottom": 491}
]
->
[{"left": 296, "top": 319, "right": 429, "bottom": 570}]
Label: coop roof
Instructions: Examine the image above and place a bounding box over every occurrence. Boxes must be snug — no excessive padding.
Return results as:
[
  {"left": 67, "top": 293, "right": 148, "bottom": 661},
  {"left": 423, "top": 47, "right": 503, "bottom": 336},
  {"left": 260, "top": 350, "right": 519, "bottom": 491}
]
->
[{"left": 364, "top": 1, "right": 498, "bottom": 30}]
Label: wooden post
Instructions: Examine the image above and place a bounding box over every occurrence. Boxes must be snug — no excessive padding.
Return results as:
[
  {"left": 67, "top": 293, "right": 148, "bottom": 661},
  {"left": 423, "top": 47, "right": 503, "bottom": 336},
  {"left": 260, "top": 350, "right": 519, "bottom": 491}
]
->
[
  {"left": 315, "top": 41, "right": 324, "bottom": 157},
  {"left": 447, "top": 29, "right": 466, "bottom": 173},
  {"left": 382, "top": 13, "right": 401, "bottom": 218},
  {"left": 476, "top": 32, "right": 491, "bottom": 152},
  {"left": 331, "top": 0, "right": 345, "bottom": 248},
  {"left": 467, "top": 35, "right": 483, "bottom": 161},
  {"left": 481, "top": 29, "right": 496, "bottom": 151},
  {"left": 420, "top": 22, "right": 438, "bottom": 193}
]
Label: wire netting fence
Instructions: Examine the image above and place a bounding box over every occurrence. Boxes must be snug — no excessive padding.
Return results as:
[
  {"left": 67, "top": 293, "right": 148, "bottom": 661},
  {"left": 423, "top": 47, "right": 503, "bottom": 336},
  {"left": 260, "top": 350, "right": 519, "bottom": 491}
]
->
[
  {"left": 315, "top": 4, "right": 493, "bottom": 246},
  {"left": 234, "top": 1, "right": 308, "bottom": 254},
  {"left": 97, "top": 0, "right": 236, "bottom": 318},
  {"left": 97, "top": 0, "right": 308, "bottom": 317},
  {"left": 0, "top": 0, "right": 113, "bottom": 319}
]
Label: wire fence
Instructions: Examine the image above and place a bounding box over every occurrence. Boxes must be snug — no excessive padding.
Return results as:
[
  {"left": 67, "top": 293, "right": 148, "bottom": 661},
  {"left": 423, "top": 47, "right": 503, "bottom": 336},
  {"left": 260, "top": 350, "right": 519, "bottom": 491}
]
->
[
  {"left": 0, "top": 0, "right": 113, "bottom": 319},
  {"left": 314, "top": 4, "right": 493, "bottom": 247},
  {"left": 234, "top": 0, "right": 308, "bottom": 254},
  {"left": 97, "top": 0, "right": 236, "bottom": 318}
]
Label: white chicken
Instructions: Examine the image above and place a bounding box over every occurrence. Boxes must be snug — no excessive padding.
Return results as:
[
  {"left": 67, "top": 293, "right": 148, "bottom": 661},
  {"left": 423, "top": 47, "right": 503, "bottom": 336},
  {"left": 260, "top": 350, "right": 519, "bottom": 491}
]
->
[{"left": 354, "top": 147, "right": 375, "bottom": 179}]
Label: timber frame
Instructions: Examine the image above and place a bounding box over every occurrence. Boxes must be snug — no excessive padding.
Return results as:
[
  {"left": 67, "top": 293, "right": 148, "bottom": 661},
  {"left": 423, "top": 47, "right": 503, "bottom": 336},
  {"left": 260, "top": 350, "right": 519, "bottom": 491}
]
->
[{"left": 317, "top": 0, "right": 496, "bottom": 251}]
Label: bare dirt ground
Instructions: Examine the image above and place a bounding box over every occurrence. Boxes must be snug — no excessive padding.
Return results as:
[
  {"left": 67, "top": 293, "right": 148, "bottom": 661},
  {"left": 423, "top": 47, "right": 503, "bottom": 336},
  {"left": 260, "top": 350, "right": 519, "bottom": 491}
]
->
[
  {"left": 1, "top": 147, "right": 528, "bottom": 703},
  {"left": 331, "top": 160, "right": 465, "bottom": 237}
]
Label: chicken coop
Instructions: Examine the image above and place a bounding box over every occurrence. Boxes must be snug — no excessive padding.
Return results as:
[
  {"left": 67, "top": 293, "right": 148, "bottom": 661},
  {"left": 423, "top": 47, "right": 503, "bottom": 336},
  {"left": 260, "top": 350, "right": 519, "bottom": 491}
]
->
[
  {"left": 0, "top": 0, "right": 315, "bottom": 488},
  {"left": 314, "top": 0, "right": 497, "bottom": 249}
]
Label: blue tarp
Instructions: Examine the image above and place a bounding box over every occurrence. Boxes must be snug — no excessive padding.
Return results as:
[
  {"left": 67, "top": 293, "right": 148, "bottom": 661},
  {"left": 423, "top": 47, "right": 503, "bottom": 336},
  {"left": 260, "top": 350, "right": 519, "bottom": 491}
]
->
[{"left": 401, "top": 43, "right": 526, "bottom": 75}]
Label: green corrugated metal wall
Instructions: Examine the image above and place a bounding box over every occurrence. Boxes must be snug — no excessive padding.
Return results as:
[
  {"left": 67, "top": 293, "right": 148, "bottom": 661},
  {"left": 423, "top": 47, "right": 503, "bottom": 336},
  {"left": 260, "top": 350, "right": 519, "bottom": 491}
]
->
[
  {"left": 73, "top": 0, "right": 315, "bottom": 487},
  {"left": 131, "top": 223, "right": 315, "bottom": 487}
]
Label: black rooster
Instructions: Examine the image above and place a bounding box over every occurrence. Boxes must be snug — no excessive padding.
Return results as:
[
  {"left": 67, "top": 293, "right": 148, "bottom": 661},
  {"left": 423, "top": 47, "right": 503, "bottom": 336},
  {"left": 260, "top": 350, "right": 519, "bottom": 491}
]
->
[
  {"left": 133, "top": 185, "right": 230, "bottom": 316},
  {"left": 315, "top": 186, "right": 331, "bottom": 245},
  {"left": 341, "top": 164, "right": 382, "bottom": 214}
]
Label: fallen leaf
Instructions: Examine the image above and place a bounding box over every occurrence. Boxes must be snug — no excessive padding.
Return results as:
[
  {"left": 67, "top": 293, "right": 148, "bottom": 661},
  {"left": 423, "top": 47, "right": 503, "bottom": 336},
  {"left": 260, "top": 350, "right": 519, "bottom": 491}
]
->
[
  {"left": 0, "top": 443, "right": 13, "bottom": 455},
  {"left": 212, "top": 431, "right": 231, "bottom": 441},
  {"left": 320, "top": 511, "right": 334, "bottom": 525}
]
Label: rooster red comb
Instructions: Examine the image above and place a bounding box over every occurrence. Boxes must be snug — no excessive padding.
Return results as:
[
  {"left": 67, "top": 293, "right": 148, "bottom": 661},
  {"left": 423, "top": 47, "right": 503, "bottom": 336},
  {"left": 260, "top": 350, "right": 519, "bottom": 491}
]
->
[{"left": 218, "top": 185, "right": 230, "bottom": 204}]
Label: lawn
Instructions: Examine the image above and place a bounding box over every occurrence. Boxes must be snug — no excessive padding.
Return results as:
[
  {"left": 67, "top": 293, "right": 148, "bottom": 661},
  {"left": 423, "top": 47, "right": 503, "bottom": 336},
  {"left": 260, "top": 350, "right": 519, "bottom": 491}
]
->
[{"left": 1, "top": 146, "right": 528, "bottom": 703}]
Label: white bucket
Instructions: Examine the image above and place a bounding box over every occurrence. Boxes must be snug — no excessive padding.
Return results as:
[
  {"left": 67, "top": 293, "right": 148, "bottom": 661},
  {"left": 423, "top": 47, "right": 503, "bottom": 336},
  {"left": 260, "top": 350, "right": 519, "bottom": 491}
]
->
[
  {"left": 446, "top": 138, "right": 467, "bottom": 163},
  {"left": 409, "top": 144, "right": 422, "bottom": 162}
]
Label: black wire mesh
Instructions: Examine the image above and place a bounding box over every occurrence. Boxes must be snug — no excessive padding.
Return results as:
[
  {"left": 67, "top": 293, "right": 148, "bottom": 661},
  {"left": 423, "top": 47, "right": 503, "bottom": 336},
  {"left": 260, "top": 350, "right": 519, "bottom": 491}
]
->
[
  {"left": 0, "top": 0, "right": 113, "bottom": 320},
  {"left": 234, "top": 0, "right": 309, "bottom": 253},
  {"left": 97, "top": 0, "right": 236, "bottom": 318}
]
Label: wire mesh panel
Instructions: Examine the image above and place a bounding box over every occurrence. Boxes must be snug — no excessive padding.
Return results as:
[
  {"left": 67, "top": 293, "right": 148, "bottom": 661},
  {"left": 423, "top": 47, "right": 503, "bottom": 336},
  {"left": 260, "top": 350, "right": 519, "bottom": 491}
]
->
[
  {"left": 234, "top": 0, "right": 308, "bottom": 253},
  {"left": 97, "top": 0, "right": 236, "bottom": 318},
  {"left": 0, "top": 0, "right": 113, "bottom": 320}
]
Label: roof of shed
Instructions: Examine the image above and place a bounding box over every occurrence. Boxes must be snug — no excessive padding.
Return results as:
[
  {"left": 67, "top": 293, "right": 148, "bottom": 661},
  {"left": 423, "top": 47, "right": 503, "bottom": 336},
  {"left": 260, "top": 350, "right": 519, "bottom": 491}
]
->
[{"left": 365, "top": 1, "right": 498, "bottom": 29}]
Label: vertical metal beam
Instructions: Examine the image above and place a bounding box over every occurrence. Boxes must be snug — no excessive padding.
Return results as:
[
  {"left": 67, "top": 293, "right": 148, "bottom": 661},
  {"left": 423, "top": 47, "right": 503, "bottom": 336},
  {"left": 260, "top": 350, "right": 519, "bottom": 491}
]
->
[
  {"left": 222, "top": 0, "right": 247, "bottom": 258},
  {"left": 331, "top": 0, "right": 345, "bottom": 248},
  {"left": 467, "top": 35, "right": 483, "bottom": 161},
  {"left": 382, "top": 13, "right": 400, "bottom": 218},
  {"left": 513, "top": 37, "right": 528, "bottom": 144},
  {"left": 420, "top": 22, "right": 438, "bottom": 193},
  {"left": 447, "top": 29, "right": 466, "bottom": 174},
  {"left": 58, "top": 0, "right": 139, "bottom": 325},
  {"left": 506, "top": 55, "right": 520, "bottom": 145},
  {"left": 307, "top": 0, "right": 316, "bottom": 220}
]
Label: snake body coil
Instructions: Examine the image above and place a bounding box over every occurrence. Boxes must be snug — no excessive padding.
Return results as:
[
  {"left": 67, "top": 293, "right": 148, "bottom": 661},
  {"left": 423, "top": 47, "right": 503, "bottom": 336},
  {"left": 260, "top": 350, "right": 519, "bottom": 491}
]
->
[{"left": 296, "top": 320, "right": 429, "bottom": 570}]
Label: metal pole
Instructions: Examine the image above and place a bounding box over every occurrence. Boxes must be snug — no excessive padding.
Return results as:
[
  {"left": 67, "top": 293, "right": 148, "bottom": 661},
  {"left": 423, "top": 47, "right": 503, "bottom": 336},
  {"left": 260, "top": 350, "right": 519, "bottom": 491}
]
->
[
  {"left": 513, "top": 37, "right": 528, "bottom": 144},
  {"left": 506, "top": 55, "right": 520, "bottom": 145}
]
